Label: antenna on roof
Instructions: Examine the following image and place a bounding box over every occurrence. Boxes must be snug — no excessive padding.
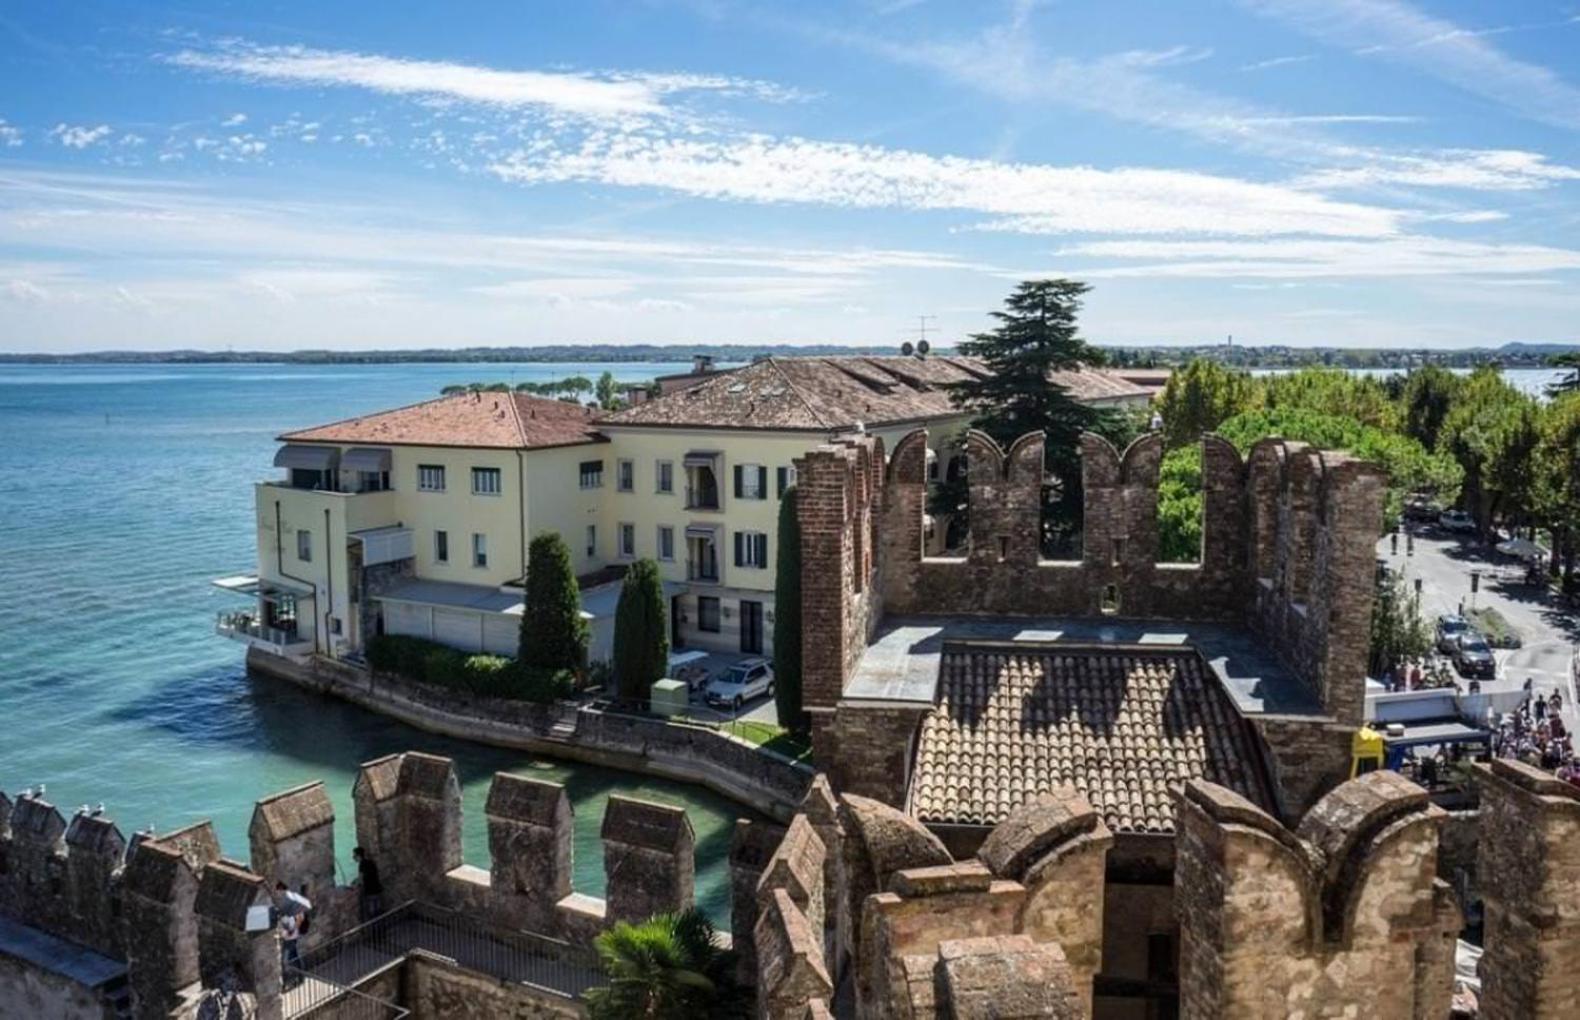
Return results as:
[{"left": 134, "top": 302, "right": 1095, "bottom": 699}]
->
[{"left": 903, "top": 315, "right": 936, "bottom": 357}]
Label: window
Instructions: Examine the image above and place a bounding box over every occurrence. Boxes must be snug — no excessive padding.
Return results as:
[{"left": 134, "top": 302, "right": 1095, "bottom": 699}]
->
[
  {"left": 657, "top": 525, "right": 675, "bottom": 561},
  {"left": 734, "top": 464, "right": 767, "bottom": 500},
  {"left": 619, "top": 523, "right": 635, "bottom": 558},
  {"left": 734, "top": 530, "right": 769, "bottom": 569},
  {"left": 356, "top": 470, "right": 390, "bottom": 493},
  {"left": 617, "top": 459, "right": 634, "bottom": 492},
  {"left": 296, "top": 529, "right": 312, "bottom": 562},
  {"left": 434, "top": 530, "right": 449, "bottom": 563},
  {"left": 471, "top": 467, "right": 502, "bottom": 496},
  {"left": 776, "top": 465, "right": 796, "bottom": 498},
  {"left": 697, "top": 596, "right": 721, "bottom": 633},
  {"left": 656, "top": 459, "right": 674, "bottom": 494},
  {"left": 579, "top": 459, "right": 604, "bottom": 489},
  {"left": 472, "top": 533, "right": 488, "bottom": 568},
  {"left": 418, "top": 464, "right": 446, "bottom": 492},
  {"left": 586, "top": 524, "right": 597, "bottom": 558}
]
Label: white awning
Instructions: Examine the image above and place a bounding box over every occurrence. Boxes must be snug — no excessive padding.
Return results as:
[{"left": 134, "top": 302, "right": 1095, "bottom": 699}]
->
[
  {"left": 683, "top": 450, "right": 722, "bottom": 467},
  {"left": 685, "top": 524, "right": 721, "bottom": 540},
  {"left": 273, "top": 444, "right": 339, "bottom": 470},
  {"left": 350, "top": 526, "right": 414, "bottom": 566},
  {"left": 211, "top": 574, "right": 313, "bottom": 598},
  {"left": 341, "top": 447, "right": 392, "bottom": 472}
]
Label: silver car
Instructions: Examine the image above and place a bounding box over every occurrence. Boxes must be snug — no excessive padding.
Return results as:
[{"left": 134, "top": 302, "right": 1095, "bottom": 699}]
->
[{"left": 703, "top": 658, "right": 775, "bottom": 710}]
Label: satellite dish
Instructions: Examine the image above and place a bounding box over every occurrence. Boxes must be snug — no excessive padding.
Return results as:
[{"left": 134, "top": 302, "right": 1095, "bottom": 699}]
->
[
  {"left": 900, "top": 341, "right": 915, "bottom": 356},
  {"left": 917, "top": 339, "right": 931, "bottom": 355}
]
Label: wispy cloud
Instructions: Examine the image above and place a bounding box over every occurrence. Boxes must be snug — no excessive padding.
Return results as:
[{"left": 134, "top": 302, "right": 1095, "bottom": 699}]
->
[
  {"left": 1051, "top": 236, "right": 1580, "bottom": 280},
  {"left": 1239, "top": 54, "right": 1314, "bottom": 71},
  {"left": 1242, "top": 0, "right": 1580, "bottom": 130},
  {"left": 166, "top": 41, "right": 800, "bottom": 124},
  {"left": 221, "top": 112, "right": 248, "bottom": 127},
  {"left": 489, "top": 130, "right": 1402, "bottom": 238},
  {"left": 49, "top": 123, "right": 112, "bottom": 149},
  {"left": 0, "top": 120, "right": 21, "bottom": 147},
  {"left": 1230, "top": 114, "right": 1422, "bottom": 126},
  {"left": 1295, "top": 149, "right": 1580, "bottom": 192}
]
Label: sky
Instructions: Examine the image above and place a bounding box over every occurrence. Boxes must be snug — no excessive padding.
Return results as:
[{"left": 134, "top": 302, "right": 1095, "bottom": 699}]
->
[{"left": 1, "top": 1, "right": 1579, "bottom": 353}]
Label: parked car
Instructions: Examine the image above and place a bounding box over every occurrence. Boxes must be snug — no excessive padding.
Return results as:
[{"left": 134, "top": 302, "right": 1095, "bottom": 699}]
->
[
  {"left": 1403, "top": 495, "right": 1442, "bottom": 523},
  {"left": 1451, "top": 632, "right": 1497, "bottom": 679},
  {"left": 1434, "top": 614, "right": 1470, "bottom": 654},
  {"left": 1438, "top": 510, "right": 1477, "bottom": 533},
  {"left": 703, "top": 658, "right": 775, "bottom": 710}
]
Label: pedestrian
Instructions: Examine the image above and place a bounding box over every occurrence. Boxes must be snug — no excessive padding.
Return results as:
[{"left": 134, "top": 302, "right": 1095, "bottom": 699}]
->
[
  {"left": 297, "top": 883, "right": 313, "bottom": 938},
  {"left": 354, "top": 846, "right": 384, "bottom": 922},
  {"left": 280, "top": 909, "right": 302, "bottom": 977}
]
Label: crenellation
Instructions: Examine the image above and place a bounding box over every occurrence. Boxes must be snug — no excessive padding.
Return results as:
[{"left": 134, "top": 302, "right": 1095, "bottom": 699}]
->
[
  {"left": 485, "top": 771, "right": 574, "bottom": 933},
  {"left": 193, "top": 858, "right": 282, "bottom": 1020},
  {"left": 601, "top": 794, "right": 695, "bottom": 925},
  {"left": 121, "top": 838, "right": 201, "bottom": 1019},
  {"left": 60, "top": 808, "right": 125, "bottom": 958},
  {"left": 247, "top": 780, "right": 335, "bottom": 905},
  {"left": 757, "top": 886, "right": 834, "bottom": 1020},
  {"left": 731, "top": 817, "right": 787, "bottom": 986}
]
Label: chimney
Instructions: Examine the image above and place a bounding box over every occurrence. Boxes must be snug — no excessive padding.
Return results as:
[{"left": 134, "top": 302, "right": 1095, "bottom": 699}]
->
[{"left": 692, "top": 354, "right": 715, "bottom": 375}]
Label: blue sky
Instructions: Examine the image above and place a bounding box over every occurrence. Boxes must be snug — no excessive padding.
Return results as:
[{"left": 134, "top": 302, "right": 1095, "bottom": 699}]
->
[{"left": 2, "top": 0, "right": 1579, "bottom": 352}]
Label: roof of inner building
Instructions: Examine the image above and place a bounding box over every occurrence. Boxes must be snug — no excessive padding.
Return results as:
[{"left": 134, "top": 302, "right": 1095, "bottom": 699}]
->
[
  {"left": 910, "top": 643, "right": 1277, "bottom": 834},
  {"left": 279, "top": 391, "right": 604, "bottom": 450}
]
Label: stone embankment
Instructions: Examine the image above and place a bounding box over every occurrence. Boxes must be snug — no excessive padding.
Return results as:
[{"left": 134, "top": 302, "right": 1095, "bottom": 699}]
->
[{"left": 246, "top": 647, "right": 811, "bottom": 820}]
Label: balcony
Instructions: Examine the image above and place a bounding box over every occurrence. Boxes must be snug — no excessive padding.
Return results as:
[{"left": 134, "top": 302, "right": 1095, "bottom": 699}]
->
[
  {"left": 215, "top": 610, "right": 312, "bottom": 656},
  {"left": 686, "top": 559, "right": 720, "bottom": 583},
  {"left": 684, "top": 485, "right": 721, "bottom": 511}
]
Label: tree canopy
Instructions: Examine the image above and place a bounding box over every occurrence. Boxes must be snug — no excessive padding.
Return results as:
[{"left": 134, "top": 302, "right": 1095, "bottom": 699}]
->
[
  {"left": 1155, "top": 360, "right": 1254, "bottom": 449},
  {"left": 584, "top": 909, "right": 744, "bottom": 1020}
]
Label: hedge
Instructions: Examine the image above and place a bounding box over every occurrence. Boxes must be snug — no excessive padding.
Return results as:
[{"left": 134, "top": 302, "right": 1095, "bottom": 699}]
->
[{"left": 367, "top": 634, "right": 574, "bottom": 703}]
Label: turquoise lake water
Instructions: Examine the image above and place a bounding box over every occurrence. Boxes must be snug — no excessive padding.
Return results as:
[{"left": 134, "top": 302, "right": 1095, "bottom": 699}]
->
[{"left": 0, "top": 362, "right": 750, "bottom": 923}]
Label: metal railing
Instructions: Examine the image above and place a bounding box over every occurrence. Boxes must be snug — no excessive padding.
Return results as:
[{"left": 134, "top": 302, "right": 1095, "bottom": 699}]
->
[
  {"left": 295, "top": 901, "right": 604, "bottom": 1003},
  {"left": 686, "top": 558, "right": 720, "bottom": 582},
  {"left": 283, "top": 966, "right": 408, "bottom": 1020},
  {"left": 684, "top": 485, "right": 721, "bottom": 511},
  {"left": 215, "top": 611, "right": 302, "bottom": 648}
]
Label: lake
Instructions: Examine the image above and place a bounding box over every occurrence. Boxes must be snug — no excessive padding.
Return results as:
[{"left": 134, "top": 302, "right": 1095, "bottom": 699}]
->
[{"left": 0, "top": 362, "right": 750, "bottom": 922}]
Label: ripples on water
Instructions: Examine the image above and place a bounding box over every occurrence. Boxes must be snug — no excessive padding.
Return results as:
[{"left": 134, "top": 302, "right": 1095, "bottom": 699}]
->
[{"left": 0, "top": 362, "right": 744, "bottom": 920}]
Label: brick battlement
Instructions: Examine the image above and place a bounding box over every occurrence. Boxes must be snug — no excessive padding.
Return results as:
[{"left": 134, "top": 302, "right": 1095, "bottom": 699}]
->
[{"left": 0, "top": 752, "right": 703, "bottom": 1019}]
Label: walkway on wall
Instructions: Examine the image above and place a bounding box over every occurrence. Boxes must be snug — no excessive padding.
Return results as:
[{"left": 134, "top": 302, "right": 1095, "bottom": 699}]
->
[{"left": 283, "top": 901, "right": 604, "bottom": 1018}]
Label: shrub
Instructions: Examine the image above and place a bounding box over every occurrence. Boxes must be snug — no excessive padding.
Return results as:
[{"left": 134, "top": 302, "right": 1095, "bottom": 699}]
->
[{"left": 365, "top": 635, "right": 569, "bottom": 702}]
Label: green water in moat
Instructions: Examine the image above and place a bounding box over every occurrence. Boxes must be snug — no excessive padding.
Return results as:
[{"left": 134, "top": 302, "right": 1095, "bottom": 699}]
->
[{"left": 0, "top": 363, "right": 752, "bottom": 923}]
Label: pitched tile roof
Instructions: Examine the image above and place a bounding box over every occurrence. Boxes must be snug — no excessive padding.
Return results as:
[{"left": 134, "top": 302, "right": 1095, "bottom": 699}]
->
[
  {"left": 911, "top": 645, "right": 1273, "bottom": 834},
  {"left": 279, "top": 391, "right": 604, "bottom": 450},
  {"left": 600, "top": 355, "right": 1148, "bottom": 432}
]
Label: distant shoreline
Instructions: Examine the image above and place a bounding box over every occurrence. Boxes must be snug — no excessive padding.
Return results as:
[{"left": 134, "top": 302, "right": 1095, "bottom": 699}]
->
[{"left": 0, "top": 339, "right": 1575, "bottom": 369}]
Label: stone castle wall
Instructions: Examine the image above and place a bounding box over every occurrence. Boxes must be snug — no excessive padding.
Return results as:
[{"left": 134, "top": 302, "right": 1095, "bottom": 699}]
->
[
  {"left": 798, "top": 427, "right": 1387, "bottom": 819},
  {"left": 0, "top": 751, "right": 706, "bottom": 1020}
]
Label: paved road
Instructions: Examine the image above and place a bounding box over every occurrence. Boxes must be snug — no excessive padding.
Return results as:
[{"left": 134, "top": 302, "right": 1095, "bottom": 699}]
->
[{"left": 1380, "top": 524, "right": 1579, "bottom": 735}]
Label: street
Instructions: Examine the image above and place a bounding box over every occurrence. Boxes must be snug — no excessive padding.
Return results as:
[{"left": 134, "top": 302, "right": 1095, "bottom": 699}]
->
[{"left": 1379, "top": 524, "right": 1580, "bottom": 737}]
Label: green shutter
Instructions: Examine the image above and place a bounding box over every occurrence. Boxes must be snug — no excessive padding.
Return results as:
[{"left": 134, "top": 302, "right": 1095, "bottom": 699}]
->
[
  {"left": 734, "top": 531, "right": 744, "bottom": 567},
  {"left": 734, "top": 464, "right": 743, "bottom": 498}
]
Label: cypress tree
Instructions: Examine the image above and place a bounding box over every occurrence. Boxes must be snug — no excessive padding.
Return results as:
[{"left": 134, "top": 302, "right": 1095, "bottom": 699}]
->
[
  {"left": 613, "top": 558, "right": 669, "bottom": 704},
  {"left": 947, "top": 279, "right": 1112, "bottom": 557},
  {"left": 772, "top": 486, "right": 806, "bottom": 735},
  {"left": 519, "top": 532, "right": 588, "bottom": 673}
]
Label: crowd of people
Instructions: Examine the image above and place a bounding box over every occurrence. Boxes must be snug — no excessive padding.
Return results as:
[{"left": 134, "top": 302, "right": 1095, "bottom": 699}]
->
[
  {"left": 1377, "top": 658, "right": 1458, "bottom": 692},
  {"left": 1491, "top": 683, "right": 1578, "bottom": 782}
]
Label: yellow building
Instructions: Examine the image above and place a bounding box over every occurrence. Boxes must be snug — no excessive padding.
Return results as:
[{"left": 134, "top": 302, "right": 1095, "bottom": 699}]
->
[{"left": 215, "top": 354, "right": 1152, "bottom": 665}]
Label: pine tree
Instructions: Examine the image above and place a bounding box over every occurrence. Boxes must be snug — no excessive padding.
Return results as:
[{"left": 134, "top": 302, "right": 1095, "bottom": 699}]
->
[
  {"left": 614, "top": 559, "right": 669, "bottom": 705},
  {"left": 946, "top": 279, "right": 1110, "bottom": 556},
  {"left": 772, "top": 486, "right": 805, "bottom": 735},
  {"left": 519, "top": 532, "right": 588, "bottom": 673}
]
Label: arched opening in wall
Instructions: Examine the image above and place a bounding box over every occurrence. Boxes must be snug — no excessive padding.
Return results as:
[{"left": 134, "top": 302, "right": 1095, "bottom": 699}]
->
[
  {"left": 1043, "top": 468, "right": 1081, "bottom": 559},
  {"left": 1157, "top": 444, "right": 1204, "bottom": 564}
]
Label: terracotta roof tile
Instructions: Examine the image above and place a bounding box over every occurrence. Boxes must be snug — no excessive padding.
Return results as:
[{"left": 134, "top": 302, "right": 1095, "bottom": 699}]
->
[
  {"left": 280, "top": 391, "right": 604, "bottom": 450},
  {"left": 601, "top": 356, "right": 1147, "bottom": 431},
  {"left": 911, "top": 646, "right": 1272, "bottom": 834}
]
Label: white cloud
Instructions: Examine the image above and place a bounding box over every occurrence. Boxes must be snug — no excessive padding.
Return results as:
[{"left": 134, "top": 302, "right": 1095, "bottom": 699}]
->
[
  {"left": 1295, "top": 150, "right": 1580, "bottom": 191},
  {"left": 166, "top": 41, "right": 798, "bottom": 124},
  {"left": 1242, "top": 0, "right": 1580, "bottom": 130},
  {"left": 222, "top": 112, "right": 248, "bottom": 127},
  {"left": 1229, "top": 114, "right": 1422, "bottom": 126},
  {"left": 0, "top": 120, "right": 21, "bottom": 147},
  {"left": 1050, "top": 236, "right": 1580, "bottom": 279},
  {"left": 488, "top": 129, "right": 1401, "bottom": 238},
  {"left": 2, "top": 279, "right": 49, "bottom": 302},
  {"left": 1239, "top": 54, "right": 1314, "bottom": 71},
  {"left": 49, "top": 123, "right": 112, "bottom": 149},
  {"left": 119, "top": 133, "right": 146, "bottom": 147}
]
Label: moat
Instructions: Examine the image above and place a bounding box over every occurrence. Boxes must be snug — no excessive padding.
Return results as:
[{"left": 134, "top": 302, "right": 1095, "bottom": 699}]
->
[{"left": 0, "top": 363, "right": 753, "bottom": 923}]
